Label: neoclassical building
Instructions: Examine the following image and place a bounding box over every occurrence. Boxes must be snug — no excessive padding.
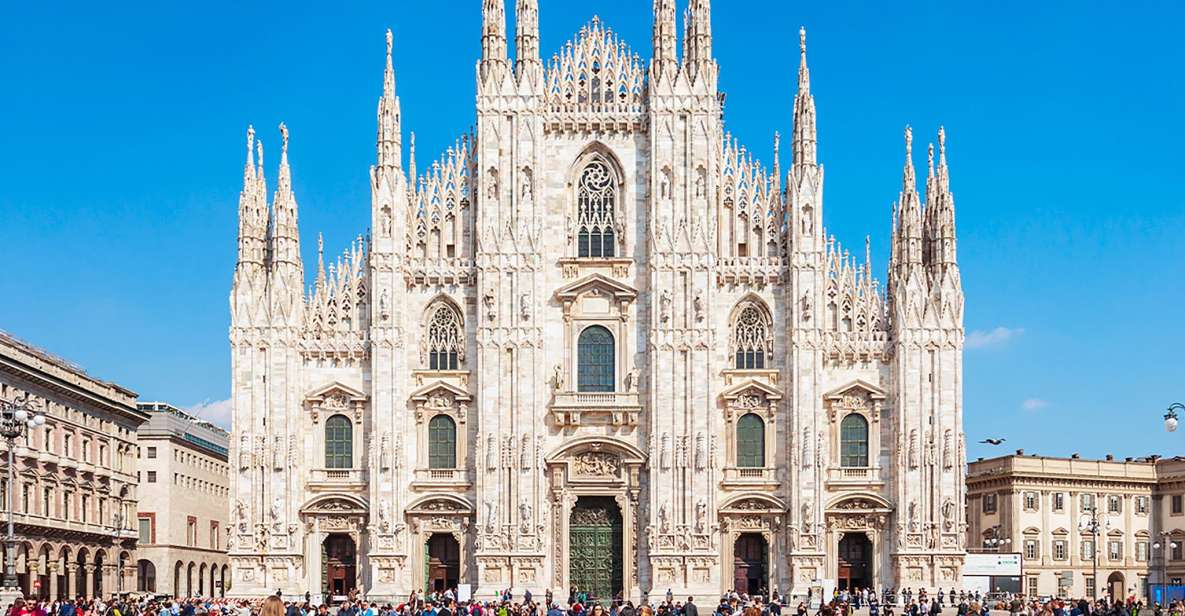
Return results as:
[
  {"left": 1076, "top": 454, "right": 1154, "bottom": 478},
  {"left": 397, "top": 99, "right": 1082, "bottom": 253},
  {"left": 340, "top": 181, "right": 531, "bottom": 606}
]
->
[{"left": 227, "top": 0, "right": 967, "bottom": 602}]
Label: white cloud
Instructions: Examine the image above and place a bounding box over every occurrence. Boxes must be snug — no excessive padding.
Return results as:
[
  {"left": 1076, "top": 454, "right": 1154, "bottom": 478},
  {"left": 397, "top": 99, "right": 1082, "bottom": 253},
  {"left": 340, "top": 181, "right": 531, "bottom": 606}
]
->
[
  {"left": 966, "top": 326, "right": 1024, "bottom": 349},
  {"left": 1021, "top": 398, "right": 1049, "bottom": 412},
  {"left": 187, "top": 398, "right": 233, "bottom": 429}
]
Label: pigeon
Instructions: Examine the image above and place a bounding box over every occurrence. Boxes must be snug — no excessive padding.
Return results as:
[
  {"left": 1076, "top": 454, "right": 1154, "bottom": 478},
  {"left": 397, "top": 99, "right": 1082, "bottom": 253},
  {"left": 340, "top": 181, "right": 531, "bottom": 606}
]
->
[{"left": 979, "top": 438, "right": 1006, "bottom": 445}]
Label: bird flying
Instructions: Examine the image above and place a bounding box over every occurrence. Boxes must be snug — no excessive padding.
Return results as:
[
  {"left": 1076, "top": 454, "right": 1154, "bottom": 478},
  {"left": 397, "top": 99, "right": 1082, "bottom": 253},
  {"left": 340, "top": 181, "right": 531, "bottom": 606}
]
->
[{"left": 979, "top": 438, "right": 1006, "bottom": 445}]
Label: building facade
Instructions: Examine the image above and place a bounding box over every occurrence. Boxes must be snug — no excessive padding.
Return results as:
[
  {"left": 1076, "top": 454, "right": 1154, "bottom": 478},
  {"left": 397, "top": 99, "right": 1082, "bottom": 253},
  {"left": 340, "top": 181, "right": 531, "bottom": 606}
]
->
[
  {"left": 228, "top": 1, "right": 967, "bottom": 601},
  {"left": 0, "top": 332, "right": 146, "bottom": 600},
  {"left": 135, "top": 402, "right": 230, "bottom": 597},
  {"left": 966, "top": 452, "right": 1185, "bottom": 601}
]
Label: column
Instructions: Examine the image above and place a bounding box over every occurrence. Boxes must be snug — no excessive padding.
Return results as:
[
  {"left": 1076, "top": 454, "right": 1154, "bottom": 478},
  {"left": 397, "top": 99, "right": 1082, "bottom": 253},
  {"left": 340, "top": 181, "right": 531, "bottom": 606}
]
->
[
  {"left": 65, "top": 564, "right": 77, "bottom": 599},
  {"left": 48, "top": 565, "right": 58, "bottom": 600},
  {"left": 83, "top": 565, "right": 94, "bottom": 598}
]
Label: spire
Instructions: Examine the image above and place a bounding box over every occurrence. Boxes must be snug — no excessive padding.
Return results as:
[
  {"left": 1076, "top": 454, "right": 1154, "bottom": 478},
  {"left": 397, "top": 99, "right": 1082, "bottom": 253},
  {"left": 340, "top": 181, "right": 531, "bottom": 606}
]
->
[
  {"left": 651, "top": 0, "right": 677, "bottom": 78},
  {"left": 792, "top": 26, "right": 818, "bottom": 173},
  {"left": 315, "top": 233, "right": 327, "bottom": 293},
  {"left": 895, "top": 126, "right": 923, "bottom": 268},
  {"left": 377, "top": 28, "right": 402, "bottom": 173},
  {"left": 682, "top": 0, "right": 714, "bottom": 77},
  {"left": 515, "top": 0, "right": 540, "bottom": 76},
  {"left": 270, "top": 123, "right": 303, "bottom": 278},
  {"left": 481, "top": 0, "right": 507, "bottom": 68},
  {"left": 408, "top": 131, "right": 417, "bottom": 186},
  {"left": 930, "top": 126, "right": 958, "bottom": 267},
  {"left": 235, "top": 126, "right": 267, "bottom": 269}
]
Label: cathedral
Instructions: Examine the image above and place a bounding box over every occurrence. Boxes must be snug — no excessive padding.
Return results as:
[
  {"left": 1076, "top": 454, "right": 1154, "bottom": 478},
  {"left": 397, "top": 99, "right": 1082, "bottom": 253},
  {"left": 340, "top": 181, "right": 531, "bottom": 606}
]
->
[{"left": 227, "top": 0, "right": 967, "bottom": 602}]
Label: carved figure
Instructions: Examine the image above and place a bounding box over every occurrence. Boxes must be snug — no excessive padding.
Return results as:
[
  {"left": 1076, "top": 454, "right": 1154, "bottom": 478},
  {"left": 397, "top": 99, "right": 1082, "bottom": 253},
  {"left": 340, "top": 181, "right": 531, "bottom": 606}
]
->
[
  {"left": 520, "top": 292, "right": 531, "bottom": 321},
  {"left": 693, "top": 292, "right": 705, "bottom": 322},
  {"left": 695, "top": 499, "right": 707, "bottom": 533},
  {"left": 658, "top": 503, "right": 670, "bottom": 534},
  {"left": 519, "top": 500, "right": 532, "bottom": 533},
  {"left": 552, "top": 364, "right": 565, "bottom": 391},
  {"left": 659, "top": 290, "right": 672, "bottom": 323}
]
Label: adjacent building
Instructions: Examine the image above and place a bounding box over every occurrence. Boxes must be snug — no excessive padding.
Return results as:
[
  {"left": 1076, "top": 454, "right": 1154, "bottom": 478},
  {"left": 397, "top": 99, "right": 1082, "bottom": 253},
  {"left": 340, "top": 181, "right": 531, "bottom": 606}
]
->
[
  {"left": 227, "top": 1, "right": 968, "bottom": 601},
  {"left": 135, "top": 402, "right": 230, "bottom": 597},
  {"left": 966, "top": 452, "right": 1185, "bottom": 601},
  {"left": 0, "top": 332, "right": 146, "bottom": 599}
]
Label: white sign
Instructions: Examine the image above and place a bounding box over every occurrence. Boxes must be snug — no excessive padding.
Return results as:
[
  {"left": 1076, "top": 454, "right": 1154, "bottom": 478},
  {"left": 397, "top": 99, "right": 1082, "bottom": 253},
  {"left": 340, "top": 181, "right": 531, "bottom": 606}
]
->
[
  {"left": 963, "top": 552, "right": 1022, "bottom": 576},
  {"left": 457, "top": 584, "right": 472, "bottom": 603}
]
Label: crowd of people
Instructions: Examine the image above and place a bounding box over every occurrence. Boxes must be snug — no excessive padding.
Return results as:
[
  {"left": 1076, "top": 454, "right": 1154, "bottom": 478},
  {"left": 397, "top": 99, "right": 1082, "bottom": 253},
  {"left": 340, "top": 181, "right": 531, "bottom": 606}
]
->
[{"left": 3, "top": 588, "right": 1184, "bottom": 616}]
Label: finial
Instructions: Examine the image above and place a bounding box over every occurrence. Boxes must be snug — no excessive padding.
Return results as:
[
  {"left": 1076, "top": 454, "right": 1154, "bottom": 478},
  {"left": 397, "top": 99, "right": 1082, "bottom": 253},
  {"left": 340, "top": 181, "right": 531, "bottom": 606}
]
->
[
  {"left": 927, "top": 143, "right": 934, "bottom": 173},
  {"left": 799, "top": 26, "right": 806, "bottom": 55},
  {"left": 279, "top": 122, "right": 289, "bottom": 155},
  {"left": 318, "top": 233, "right": 324, "bottom": 254},
  {"left": 386, "top": 28, "right": 393, "bottom": 56},
  {"left": 774, "top": 131, "right": 781, "bottom": 154},
  {"left": 904, "top": 125, "right": 912, "bottom": 156},
  {"left": 938, "top": 125, "right": 947, "bottom": 161},
  {"left": 256, "top": 139, "right": 264, "bottom": 171},
  {"left": 247, "top": 125, "right": 255, "bottom": 148}
]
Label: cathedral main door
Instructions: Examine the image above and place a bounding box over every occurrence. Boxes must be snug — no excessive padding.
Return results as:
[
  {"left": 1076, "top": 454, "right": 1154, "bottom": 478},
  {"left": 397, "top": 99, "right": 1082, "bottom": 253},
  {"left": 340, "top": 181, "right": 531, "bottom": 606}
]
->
[
  {"left": 733, "top": 533, "right": 769, "bottom": 596},
  {"left": 425, "top": 533, "right": 460, "bottom": 593},
  {"left": 837, "top": 533, "right": 872, "bottom": 590},
  {"left": 322, "top": 533, "right": 357, "bottom": 599},
  {"left": 568, "top": 496, "right": 623, "bottom": 604}
]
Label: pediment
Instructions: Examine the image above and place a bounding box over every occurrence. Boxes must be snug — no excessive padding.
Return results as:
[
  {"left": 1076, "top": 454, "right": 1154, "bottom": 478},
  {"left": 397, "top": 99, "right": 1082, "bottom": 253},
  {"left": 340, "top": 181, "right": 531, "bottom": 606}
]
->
[
  {"left": 720, "top": 493, "right": 787, "bottom": 514},
  {"left": 300, "top": 493, "right": 368, "bottom": 515},
  {"left": 720, "top": 378, "right": 783, "bottom": 402},
  {"left": 406, "top": 494, "right": 473, "bottom": 516},
  {"left": 305, "top": 381, "right": 367, "bottom": 404},
  {"left": 554, "top": 273, "right": 637, "bottom": 301},
  {"left": 409, "top": 380, "right": 472, "bottom": 405},
  {"left": 824, "top": 379, "right": 886, "bottom": 410},
  {"left": 825, "top": 493, "right": 893, "bottom": 512}
]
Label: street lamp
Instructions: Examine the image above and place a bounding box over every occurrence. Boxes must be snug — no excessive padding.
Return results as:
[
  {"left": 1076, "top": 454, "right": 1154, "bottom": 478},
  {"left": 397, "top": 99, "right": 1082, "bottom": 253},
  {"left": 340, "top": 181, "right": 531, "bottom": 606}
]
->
[
  {"left": 1079, "top": 504, "right": 1111, "bottom": 599},
  {"left": 1, "top": 394, "right": 46, "bottom": 600},
  {"left": 1165, "top": 403, "right": 1183, "bottom": 433},
  {"left": 1153, "top": 534, "right": 1179, "bottom": 605},
  {"left": 983, "top": 525, "right": 1012, "bottom": 552}
]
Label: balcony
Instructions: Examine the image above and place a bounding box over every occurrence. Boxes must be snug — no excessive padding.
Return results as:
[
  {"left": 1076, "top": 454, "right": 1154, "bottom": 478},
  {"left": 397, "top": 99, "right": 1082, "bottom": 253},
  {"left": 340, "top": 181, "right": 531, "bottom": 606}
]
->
[
  {"left": 722, "top": 466, "right": 780, "bottom": 490},
  {"left": 307, "top": 468, "right": 368, "bottom": 491},
  {"left": 550, "top": 391, "right": 642, "bottom": 427},
  {"left": 410, "top": 467, "right": 472, "bottom": 491},
  {"left": 825, "top": 466, "right": 885, "bottom": 488}
]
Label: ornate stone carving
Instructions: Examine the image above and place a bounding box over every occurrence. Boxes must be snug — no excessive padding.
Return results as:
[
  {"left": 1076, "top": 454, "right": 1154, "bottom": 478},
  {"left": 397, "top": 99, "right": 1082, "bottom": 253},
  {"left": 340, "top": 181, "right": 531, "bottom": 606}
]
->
[{"left": 572, "top": 451, "right": 620, "bottom": 477}]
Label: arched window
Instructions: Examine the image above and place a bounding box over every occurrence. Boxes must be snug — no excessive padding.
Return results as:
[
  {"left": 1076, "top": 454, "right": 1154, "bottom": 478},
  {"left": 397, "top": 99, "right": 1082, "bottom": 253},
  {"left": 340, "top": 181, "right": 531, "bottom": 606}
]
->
[
  {"left": 324, "top": 415, "right": 353, "bottom": 469},
  {"left": 427, "top": 415, "right": 457, "bottom": 469},
  {"left": 577, "top": 325, "right": 615, "bottom": 392},
  {"left": 840, "top": 414, "right": 869, "bottom": 468},
  {"left": 736, "top": 413, "right": 765, "bottom": 468},
  {"left": 732, "top": 302, "right": 771, "bottom": 369},
  {"left": 575, "top": 159, "right": 616, "bottom": 258},
  {"left": 425, "top": 301, "right": 464, "bottom": 370}
]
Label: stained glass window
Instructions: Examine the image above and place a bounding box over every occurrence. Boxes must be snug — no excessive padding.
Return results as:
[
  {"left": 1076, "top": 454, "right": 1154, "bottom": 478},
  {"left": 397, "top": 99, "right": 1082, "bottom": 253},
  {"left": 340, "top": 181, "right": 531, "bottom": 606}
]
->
[
  {"left": 577, "top": 326, "right": 615, "bottom": 392},
  {"left": 736, "top": 413, "right": 765, "bottom": 468},
  {"left": 426, "top": 302, "right": 463, "bottom": 370},
  {"left": 576, "top": 160, "right": 616, "bottom": 258},
  {"left": 839, "top": 413, "right": 869, "bottom": 467},
  {"left": 325, "top": 415, "right": 353, "bottom": 469},
  {"left": 732, "top": 303, "right": 770, "bottom": 369},
  {"left": 428, "top": 415, "right": 456, "bottom": 469}
]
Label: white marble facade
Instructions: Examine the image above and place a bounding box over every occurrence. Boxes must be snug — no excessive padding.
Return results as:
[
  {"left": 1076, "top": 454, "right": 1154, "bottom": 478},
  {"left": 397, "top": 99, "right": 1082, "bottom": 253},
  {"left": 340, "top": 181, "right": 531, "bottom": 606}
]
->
[{"left": 227, "top": 0, "right": 967, "bottom": 602}]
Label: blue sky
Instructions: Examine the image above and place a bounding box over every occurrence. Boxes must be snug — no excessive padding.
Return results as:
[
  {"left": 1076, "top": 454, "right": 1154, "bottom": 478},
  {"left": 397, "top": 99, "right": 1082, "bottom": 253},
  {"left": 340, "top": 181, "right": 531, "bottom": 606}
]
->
[{"left": 1, "top": 1, "right": 1182, "bottom": 461}]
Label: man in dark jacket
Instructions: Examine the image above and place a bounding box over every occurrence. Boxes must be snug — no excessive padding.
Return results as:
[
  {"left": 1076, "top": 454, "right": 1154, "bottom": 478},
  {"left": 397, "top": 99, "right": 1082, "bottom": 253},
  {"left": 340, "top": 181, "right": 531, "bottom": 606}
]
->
[{"left": 685, "top": 598, "right": 699, "bottom": 616}]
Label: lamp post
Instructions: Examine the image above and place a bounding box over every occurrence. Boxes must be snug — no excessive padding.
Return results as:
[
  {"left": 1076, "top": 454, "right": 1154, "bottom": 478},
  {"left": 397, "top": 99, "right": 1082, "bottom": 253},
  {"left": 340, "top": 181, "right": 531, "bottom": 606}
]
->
[
  {"left": 0, "top": 394, "right": 46, "bottom": 602},
  {"left": 1079, "top": 503, "right": 1110, "bottom": 600},
  {"left": 1165, "top": 403, "right": 1183, "bottom": 433},
  {"left": 983, "top": 525, "right": 1011, "bottom": 552},
  {"left": 1153, "top": 534, "right": 1178, "bottom": 604}
]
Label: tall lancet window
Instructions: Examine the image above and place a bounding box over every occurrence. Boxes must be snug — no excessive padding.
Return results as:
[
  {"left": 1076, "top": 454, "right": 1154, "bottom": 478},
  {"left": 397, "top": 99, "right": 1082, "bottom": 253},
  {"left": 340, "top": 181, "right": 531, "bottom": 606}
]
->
[
  {"left": 425, "top": 301, "right": 464, "bottom": 370},
  {"left": 731, "top": 302, "right": 772, "bottom": 369},
  {"left": 576, "top": 159, "right": 616, "bottom": 258}
]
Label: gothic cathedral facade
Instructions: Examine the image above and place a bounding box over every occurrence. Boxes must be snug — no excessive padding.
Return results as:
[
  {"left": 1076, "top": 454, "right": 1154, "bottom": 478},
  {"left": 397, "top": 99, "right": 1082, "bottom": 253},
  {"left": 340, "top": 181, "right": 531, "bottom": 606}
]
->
[{"left": 228, "top": 0, "right": 967, "bottom": 602}]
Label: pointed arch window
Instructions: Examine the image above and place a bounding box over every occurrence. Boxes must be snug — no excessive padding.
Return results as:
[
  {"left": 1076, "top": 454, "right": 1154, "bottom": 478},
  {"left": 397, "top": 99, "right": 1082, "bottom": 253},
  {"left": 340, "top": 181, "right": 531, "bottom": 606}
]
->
[
  {"left": 736, "top": 413, "right": 765, "bottom": 468},
  {"left": 576, "top": 159, "right": 616, "bottom": 258},
  {"left": 577, "top": 325, "right": 615, "bottom": 392},
  {"left": 840, "top": 414, "right": 869, "bottom": 468},
  {"left": 427, "top": 415, "right": 457, "bottom": 469},
  {"left": 324, "top": 415, "right": 353, "bottom": 469},
  {"left": 732, "top": 302, "right": 771, "bottom": 369},
  {"left": 425, "top": 301, "right": 464, "bottom": 370}
]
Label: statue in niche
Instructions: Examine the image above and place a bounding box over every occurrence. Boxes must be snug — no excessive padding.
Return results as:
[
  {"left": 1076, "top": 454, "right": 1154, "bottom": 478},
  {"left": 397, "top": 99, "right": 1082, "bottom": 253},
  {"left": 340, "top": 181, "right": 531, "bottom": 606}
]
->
[
  {"left": 520, "top": 170, "right": 533, "bottom": 205},
  {"left": 519, "top": 499, "right": 532, "bottom": 533},
  {"left": 695, "top": 170, "right": 706, "bottom": 199},
  {"left": 484, "top": 500, "right": 498, "bottom": 532},
  {"left": 269, "top": 498, "right": 283, "bottom": 534},
  {"left": 520, "top": 292, "right": 531, "bottom": 321},
  {"left": 800, "top": 292, "right": 812, "bottom": 322},
  {"left": 693, "top": 292, "right": 706, "bottom": 322},
  {"left": 659, "top": 290, "right": 672, "bottom": 323},
  {"left": 801, "top": 500, "right": 813, "bottom": 534},
  {"left": 482, "top": 289, "right": 496, "bottom": 320},
  {"left": 942, "top": 499, "right": 955, "bottom": 532},
  {"left": 659, "top": 169, "right": 671, "bottom": 201},
  {"left": 694, "top": 499, "right": 707, "bottom": 533},
  {"left": 379, "top": 289, "right": 390, "bottom": 321},
  {"left": 908, "top": 501, "right": 919, "bottom": 533},
  {"left": 624, "top": 366, "right": 639, "bottom": 392},
  {"left": 486, "top": 171, "right": 498, "bottom": 201},
  {"left": 552, "top": 364, "right": 565, "bottom": 391},
  {"left": 234, "top": 500, "right": 248, "bottom": 534},
  {"left": 658, "top": 503, "right": 671, "bottom": 534}
]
